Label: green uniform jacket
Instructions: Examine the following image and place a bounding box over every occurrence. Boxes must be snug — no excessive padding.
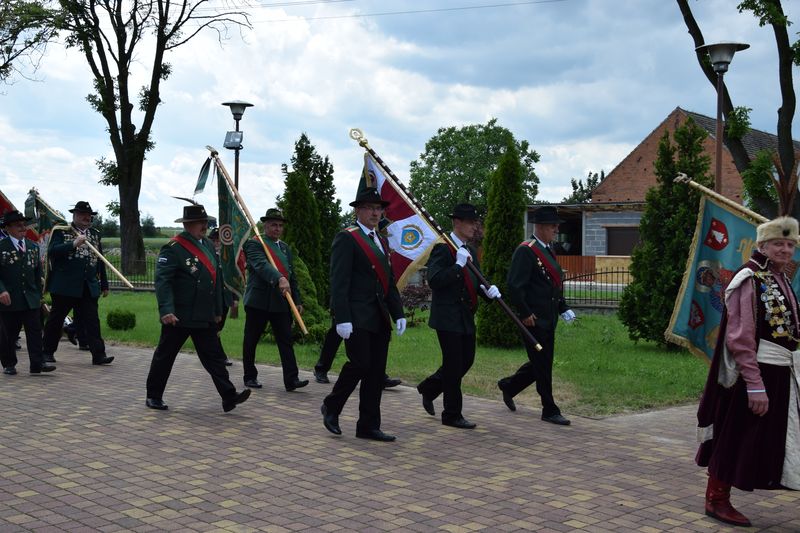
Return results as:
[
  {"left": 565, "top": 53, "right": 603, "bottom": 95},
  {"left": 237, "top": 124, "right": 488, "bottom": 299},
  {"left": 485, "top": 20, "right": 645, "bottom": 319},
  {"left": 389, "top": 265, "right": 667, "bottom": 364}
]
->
[
  {"left": 427, "top": 242, "right": 484, "bottom": 334},
  {"left": 506, "top": 239, "right": 569, "bottom": 331},
  {"left": 155, "top": 232, "right": 223, "bottom": 328},
  {"left": 242, "top": 238, "right": 301, "bottom": 312},
  {"left": 0, "top": 237, "right": 43, "bottom": 312},
  {"left": 330, "top": 227, "right": 404, "bottom": 333},
  {"left": 47, "top": 225, "right": 108, "bottom": 298}
]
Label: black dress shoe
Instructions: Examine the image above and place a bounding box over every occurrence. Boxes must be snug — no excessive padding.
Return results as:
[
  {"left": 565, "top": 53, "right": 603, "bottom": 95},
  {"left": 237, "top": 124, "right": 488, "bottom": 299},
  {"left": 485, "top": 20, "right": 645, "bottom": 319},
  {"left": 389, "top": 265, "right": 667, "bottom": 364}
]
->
[
  {"left": 3, "top": 367, "right": 17, "bottom": 375},
  {"left": 79, "top": 344, "right": 90, "bottom": 351},
  {"left": 355, "top": 429, "right": 396, "bottom": 442},
  {"left": 314, "top": 369, "right": 330, "bottom": 384},
  {"left": 224, "top": 358, "right": 234, "bottom": 366},
  {"left": 541, "top": 413, "right": 571, "bottom": 426},
  {"left": 497, "top": 380, "right": 516, "bottom": 412},
  {"left": 43, "top": 354, "right": 56, "bottom": 363},
  {"left": 223, "top": 388, "right": 252, "bottom": 412},
  {"left": 30, "top": 363, "right": 56, "bottom": 374},
  {"left": 383, "top": 377, "right": 402, "bottom": 389},
  {"left": 442, "top": 417, "right": 476, "bottom": 429},
  {"left": 421, "top": 395, "right": 435, "bottom": 416},
  {"left": 244, "top": 379, "right": 262, "bottom": 389},
  {"left": 92, "top": 356, "right": 114, "bottom": 365},
  {"left": 146, "top": 398, "right": 168, "bottom": 410},
  {"left": 321, "top": 404, "right": 341, "bottom": 435},
  {"left": 286, "top": 379, "right": 309, "bottom": 391},
  {"left": 66, "top": 329, "right": 77, "bottom": 345}
]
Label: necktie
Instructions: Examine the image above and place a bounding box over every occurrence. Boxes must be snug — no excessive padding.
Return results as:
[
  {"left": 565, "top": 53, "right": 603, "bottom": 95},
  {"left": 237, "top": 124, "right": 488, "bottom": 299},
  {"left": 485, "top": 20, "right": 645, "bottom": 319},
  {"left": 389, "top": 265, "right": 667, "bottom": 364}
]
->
[
  {"left": 17, "top": 241, "right": 24, "bottom": 253},
  {"left": 369, "top": 232, "right": 384, "bottom": 254}
]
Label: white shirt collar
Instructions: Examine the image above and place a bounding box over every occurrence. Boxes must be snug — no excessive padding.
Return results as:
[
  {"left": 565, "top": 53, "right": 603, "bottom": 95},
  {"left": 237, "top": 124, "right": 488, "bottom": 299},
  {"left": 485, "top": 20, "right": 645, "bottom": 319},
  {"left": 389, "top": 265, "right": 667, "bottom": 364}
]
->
[
  {"left": 11, "top": 236, "right": 24, "bottom": 248},
  {"left": 357, "top": 220, "right": 377, "bottom": 237},
  {"left": 450, "top": 231, "right": 465, "bottom": 248},
  {"left": 532, "top": 234, "right": 550, "bottom": 248}
]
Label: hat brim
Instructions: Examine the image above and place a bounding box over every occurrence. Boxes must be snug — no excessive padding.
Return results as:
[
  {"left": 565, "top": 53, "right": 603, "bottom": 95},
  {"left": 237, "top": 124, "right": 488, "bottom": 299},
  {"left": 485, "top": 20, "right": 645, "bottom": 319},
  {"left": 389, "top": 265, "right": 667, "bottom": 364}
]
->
[
  {"left": 449, "top": 213, "right": 480, "bottom": 220},
  {"left": 260, "top": 215, "right": 287, "bottom": 222},
  {"left": 175, "top": 215, "right": 217, "bottom": 223},
  {"left": 69, "top": 208, "right": 98, "bottom": 215},
  {"left": 532, "top": 217, "right": 564, "bottom": 224},
  {"left": 0, "top": 216, "right": 32, "bottom": 227},
  {"left": 350, "top": 199, "right": 390, "bottom": 208}
]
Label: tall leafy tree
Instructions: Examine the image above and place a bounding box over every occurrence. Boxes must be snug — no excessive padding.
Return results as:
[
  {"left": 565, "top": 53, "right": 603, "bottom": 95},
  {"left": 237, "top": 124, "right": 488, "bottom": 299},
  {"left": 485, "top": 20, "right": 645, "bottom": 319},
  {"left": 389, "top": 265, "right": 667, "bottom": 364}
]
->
[
  {"left": 0, "top": 0, "right": 57, "bottom": 82},
  {"left": 409, "top": 118, "right": 539, "bottom": 228},
  {"left": 618, "top": 118, "right": 713, "bottom": 347},
  {"left": 562, "top": 170, "right": 606, "bottom": 204},
  {"left": 279, "top": 133, "right": 339, "bottom": 303},
  {"left": 476, "top": 141, "right": 527, "bottom": 348},
  {"left": 51, "top": 1, "right": 249, "bottom": 273},
  {"left": 677, "top": 0, "right": 798, "bottom": 215},
  {"left": 281, "top": 169, "right": 325, "bottom": 307}
]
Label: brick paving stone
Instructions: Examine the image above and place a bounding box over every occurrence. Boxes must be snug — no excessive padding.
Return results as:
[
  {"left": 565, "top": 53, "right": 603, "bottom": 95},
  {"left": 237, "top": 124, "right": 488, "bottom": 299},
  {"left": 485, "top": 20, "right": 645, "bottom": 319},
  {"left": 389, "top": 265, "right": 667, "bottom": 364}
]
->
[{"left": 1, "top": 341, "right": 799, "bottom": 531}]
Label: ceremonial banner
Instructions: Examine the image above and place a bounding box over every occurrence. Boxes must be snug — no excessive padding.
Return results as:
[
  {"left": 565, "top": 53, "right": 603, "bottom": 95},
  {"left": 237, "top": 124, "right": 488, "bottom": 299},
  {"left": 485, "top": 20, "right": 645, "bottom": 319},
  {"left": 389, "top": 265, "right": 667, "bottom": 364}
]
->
[
  {"left": 24, "top": 188, "right": 67, "bottom": 263},
  {"left": 363, "top": 153, "right": 440, "bottom": 289},
  {"left": 216, "top": 171, "right": 250, "bottom": 299},
  {"left": 666, "top": 196, "right": 800, "bottom": 360}
]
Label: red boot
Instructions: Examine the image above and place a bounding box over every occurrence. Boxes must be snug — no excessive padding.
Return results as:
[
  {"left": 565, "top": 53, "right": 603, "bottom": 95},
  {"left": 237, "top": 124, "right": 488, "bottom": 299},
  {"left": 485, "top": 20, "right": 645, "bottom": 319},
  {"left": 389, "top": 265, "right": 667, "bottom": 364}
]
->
[{"left": 705, "top": 475, "right": 752, "bottom": 527}]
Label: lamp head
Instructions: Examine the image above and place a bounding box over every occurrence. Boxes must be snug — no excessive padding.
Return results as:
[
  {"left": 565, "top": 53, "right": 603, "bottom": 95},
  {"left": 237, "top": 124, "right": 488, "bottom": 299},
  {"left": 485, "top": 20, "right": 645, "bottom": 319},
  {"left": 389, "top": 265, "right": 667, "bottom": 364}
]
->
[
  {"left": 695, "top": 42, "right": 750, "bottom": 73},
  {"left": 222, "top": 100, "right": 254, "bottom": 120}
]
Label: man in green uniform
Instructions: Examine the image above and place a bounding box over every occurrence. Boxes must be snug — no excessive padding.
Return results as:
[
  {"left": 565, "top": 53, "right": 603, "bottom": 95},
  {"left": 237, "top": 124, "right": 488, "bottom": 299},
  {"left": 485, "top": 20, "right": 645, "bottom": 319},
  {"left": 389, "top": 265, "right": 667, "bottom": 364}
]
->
[
  {"left": 41, "top": 201, "right": 113, "bottom": 366},
  {"left": 241, "top": 208, "right": 308, "bottom": 391},
  {"left": 321, "top": 187, "right": 406, "bottom": 441},
  {"left": 417, "top": 203, "right": 500, "bottom": 428},
  {"left": 498, "top": 206, "right": 575, "bottom": 426},
  {"left": 145, "top": 203, "right": 251, "bottom": 412},
  {"left": 0, "top": 210, "right": 56, "bottom": 375}
]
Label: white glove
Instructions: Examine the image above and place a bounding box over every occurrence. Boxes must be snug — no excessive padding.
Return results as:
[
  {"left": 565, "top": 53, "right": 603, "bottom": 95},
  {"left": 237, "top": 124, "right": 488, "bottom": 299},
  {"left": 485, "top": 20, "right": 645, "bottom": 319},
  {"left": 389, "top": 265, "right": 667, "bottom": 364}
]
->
[
  {"left": 455, "top": 247, "right": 471, "bottom": 267},
  {"left": 561, "top": 310, "right": 576, "bottom": 323},
  {"left": 336, "top": 322, "right": 353, "bottom": 339},
  {"left": 396, "top": 318, "right": 407, "bottom": 336},
  {"left": 480, "top": 284, "right": 501, "bottom": 299}
]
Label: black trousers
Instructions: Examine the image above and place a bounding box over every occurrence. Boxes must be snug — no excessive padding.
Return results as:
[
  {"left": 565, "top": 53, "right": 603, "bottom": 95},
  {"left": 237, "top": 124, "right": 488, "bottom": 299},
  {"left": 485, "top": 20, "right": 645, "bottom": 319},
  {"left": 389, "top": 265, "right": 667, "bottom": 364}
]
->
[
  {"left": 499, "top": 325, "right": 560, "bottom": 417},
  {"left": 417, "top": 330, "right": 476, "bottom": 421},
  {"left": 323, "top": 327, "right": 390, "bottom": 432},
  {"left": 242, "top": 306, "right": 298, "bottom": 387},
  {"left": 42, "top": 287, "right": 106, "bottom": 361},
  {"left": 146, "top": 324, "right": 237, "bottom": 402},
  {"left": 0, "top": 309, "right": 45, "bottom": 370},
  {"left": 314, "top": 324, "right": 342, "bottom": 374}
]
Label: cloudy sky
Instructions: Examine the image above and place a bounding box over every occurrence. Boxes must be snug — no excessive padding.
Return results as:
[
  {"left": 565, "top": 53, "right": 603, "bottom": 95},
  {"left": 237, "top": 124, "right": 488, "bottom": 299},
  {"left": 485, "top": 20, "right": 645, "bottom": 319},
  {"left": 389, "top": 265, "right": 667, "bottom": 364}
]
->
[{"left": 0, "top": 0, "right": 795, "bottom": 226}]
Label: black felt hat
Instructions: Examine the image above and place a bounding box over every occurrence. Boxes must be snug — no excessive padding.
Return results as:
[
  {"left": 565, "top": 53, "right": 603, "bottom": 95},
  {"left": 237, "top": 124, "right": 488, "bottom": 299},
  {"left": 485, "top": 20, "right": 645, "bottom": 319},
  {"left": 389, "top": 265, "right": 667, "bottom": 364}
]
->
[
  {"left": 449, "top": 203, "right": 480, "bottom": 220},
  {"left": 69, "top": 201, "right": 98, "bottom": 215},
  {"left": 0, "top": 210, "right": 32, "bottom": 227},
  {"left": 174, "top": 204, "right": 216, "bottom": 223},
  {"left": 349, "top": 187, "right": 389, "bottom": 208},
  {"left": 530, "top": 206, "right": 564, "bottom": 224},
  {"left": 260, "top": 208, "right": 287, "bottom": 222}
]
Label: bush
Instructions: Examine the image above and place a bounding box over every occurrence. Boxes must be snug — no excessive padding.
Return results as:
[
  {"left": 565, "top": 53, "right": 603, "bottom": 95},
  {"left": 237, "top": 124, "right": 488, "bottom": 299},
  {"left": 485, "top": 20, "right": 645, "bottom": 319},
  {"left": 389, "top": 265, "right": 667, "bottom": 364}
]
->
[
  {"left": 400, "top": 284, "right": 431, "bottom": 327},
  {"left": 107, "top": 309, "right": 136, "bottom": 330}
]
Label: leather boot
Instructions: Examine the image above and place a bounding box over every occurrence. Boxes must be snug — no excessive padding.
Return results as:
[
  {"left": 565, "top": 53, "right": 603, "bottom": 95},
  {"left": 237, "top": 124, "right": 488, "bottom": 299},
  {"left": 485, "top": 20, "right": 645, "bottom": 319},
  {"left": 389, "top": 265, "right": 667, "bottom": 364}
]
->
[{"left": 705, "top": 474, "right": 751, "bottom": 527}]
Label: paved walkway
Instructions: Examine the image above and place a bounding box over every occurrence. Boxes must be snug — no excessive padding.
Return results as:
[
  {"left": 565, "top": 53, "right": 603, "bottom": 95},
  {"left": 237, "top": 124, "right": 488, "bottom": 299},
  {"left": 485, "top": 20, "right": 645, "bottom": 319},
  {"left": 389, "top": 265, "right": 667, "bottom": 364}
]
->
[{"left": 1, "top": 341, "right": 798, "bottom": 532}]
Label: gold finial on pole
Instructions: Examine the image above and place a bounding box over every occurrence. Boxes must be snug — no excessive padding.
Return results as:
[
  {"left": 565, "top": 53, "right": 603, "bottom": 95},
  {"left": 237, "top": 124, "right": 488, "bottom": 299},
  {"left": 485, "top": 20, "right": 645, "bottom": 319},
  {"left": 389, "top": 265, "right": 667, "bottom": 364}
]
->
[{"left": 349, "top": 128, "right": 369, "bottom": 148}]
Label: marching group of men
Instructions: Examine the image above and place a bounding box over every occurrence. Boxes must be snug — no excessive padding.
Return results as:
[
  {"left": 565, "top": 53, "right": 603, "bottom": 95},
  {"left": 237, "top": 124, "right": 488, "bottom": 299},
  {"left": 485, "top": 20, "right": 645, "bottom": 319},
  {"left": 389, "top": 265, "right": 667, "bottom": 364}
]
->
[{"left": 0, "top": 189, "right": 577, "bottom": 439}]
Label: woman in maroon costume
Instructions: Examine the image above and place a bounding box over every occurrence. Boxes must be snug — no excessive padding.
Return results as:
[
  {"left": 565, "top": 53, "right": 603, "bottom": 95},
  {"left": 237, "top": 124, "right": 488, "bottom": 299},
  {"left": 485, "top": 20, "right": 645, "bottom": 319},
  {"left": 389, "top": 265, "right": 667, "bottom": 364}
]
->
[{"left": 696, "top": 216, "right": 800, "bottom": 527}]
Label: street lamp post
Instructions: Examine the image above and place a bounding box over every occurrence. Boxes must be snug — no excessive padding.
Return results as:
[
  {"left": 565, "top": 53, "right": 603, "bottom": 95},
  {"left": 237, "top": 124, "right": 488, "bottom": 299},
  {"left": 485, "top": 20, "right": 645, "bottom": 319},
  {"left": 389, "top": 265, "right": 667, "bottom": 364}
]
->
[
  {"left": 221, "top": 100, "right": 254, "bottom": 190},
  {"left": 695, "top": 42, "right": 749, "bottom": 194}
]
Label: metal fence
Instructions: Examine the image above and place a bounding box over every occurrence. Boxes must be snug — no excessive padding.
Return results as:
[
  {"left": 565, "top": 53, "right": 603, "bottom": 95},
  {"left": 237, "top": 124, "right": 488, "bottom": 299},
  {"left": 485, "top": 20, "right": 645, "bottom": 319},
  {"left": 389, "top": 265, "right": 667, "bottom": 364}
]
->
[
  {"left": 563, "top": 268, "right": 630, "bottom": 308},
  {"left": 106, "top": 257, "right": 156, "bottom": 290}
]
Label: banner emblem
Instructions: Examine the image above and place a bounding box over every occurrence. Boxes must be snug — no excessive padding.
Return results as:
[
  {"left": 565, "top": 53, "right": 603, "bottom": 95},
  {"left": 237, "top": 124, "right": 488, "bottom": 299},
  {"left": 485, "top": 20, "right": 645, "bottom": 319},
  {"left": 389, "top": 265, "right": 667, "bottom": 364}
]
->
[
  {"left": 400, "top": 225, "right": 424, "bottom": 250},
  {"left": 704, "top": 218, "right": 729, "bottom": 250},
  {"left": 218, "top": 224, "right": 235, "bottom": 246}
]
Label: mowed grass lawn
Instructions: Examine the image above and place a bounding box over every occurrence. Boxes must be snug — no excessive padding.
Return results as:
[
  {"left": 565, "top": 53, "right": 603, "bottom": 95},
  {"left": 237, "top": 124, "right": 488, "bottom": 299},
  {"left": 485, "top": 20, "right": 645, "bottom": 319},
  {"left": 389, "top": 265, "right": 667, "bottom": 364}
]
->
[{"left": 97, "top": 291, "right": 709, "bottom": 417}]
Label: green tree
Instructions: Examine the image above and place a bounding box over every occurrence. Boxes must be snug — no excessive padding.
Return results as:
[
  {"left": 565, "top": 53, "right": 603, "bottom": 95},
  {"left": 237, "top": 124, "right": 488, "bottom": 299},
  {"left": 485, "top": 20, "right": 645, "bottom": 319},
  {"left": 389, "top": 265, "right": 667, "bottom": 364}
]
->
[
  {"left": 281, "top": 169, "right": 325, "bottom": 306},
  {"left": 279, "top": 133, "right": 340, "bottom": 303},
  {"left": 677, "top": 0, "right": 798, "bottom": 215},
  {"left": 0, "top": 1, "right": 57, "bottom": 82},
  {"left": 476, "top": 142, "right": 527, "bottom": 348},
  {"left": 618, "top": 118, "right": 712, "bottom": 347},
  {"left": 562, "top": 170, "right": 606, "bottom": 204},
  {"left": 290, "top": 256, "right": 328, "bottom": 343},
  {"left": 409, "top": 118, "right": 539, "bottom": 228},
  {"left": 141, "top": 213, "right": 157, "bottom": 238},
  {"left": 47, "top": 1, "right": 249, "bottom": 274}
]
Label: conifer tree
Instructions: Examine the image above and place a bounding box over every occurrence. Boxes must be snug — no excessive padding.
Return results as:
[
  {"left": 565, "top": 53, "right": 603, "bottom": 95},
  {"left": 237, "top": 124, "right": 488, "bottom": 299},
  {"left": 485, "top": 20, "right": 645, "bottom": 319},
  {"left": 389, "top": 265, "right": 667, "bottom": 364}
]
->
[
  {"left": 618, "top": 118, "right": 712, "bottom": 346},
  {"left": 280, "top": 133, "right": 340, "bottom": 303},
  {"left": 281, "top": 169, "right": 325, "bottom": 306},
  {"left": 476, "top": 142, "right": 527, "bottom": 347}
]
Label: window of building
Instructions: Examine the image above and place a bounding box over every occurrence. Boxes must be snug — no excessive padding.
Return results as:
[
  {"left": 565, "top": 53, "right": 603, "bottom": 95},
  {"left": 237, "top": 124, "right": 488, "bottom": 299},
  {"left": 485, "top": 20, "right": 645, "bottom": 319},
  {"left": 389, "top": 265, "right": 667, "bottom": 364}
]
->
[{"left": 606, "top": 226, "right": 640, "bottom": 255}]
